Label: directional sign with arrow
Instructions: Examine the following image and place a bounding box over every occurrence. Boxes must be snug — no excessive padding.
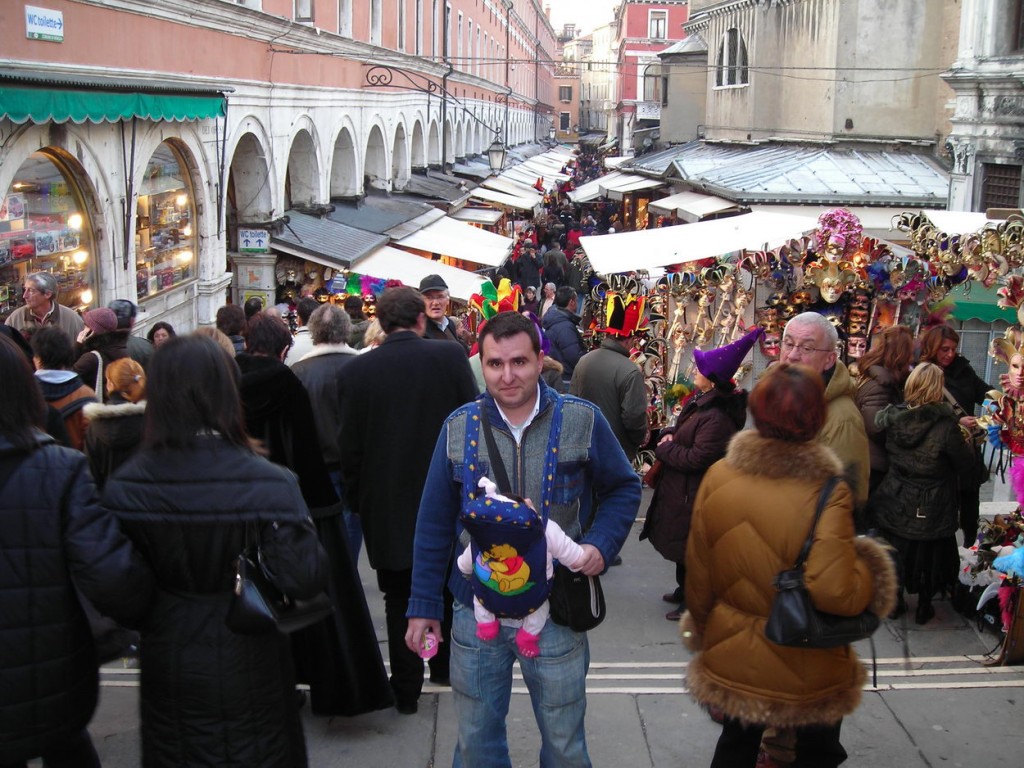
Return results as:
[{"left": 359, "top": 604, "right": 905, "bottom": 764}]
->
[{"left": 238, "top": 228, "right": 271, "bottom": 253}]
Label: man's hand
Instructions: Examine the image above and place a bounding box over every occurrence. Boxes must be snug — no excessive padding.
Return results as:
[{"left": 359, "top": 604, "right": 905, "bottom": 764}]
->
[
  {"left": 575, "top": 544, "right": 606, "bottom": 576},
  {"left": 405, "top": 617, "right": 443, "bottom": 655}
]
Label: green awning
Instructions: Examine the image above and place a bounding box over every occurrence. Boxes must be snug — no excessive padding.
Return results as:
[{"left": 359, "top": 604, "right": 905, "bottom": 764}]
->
[
  {"left": 949, "top": 281, "right": 1017, "bottom": 324},
  {"left": 0, "top": 85, "right": 225, "bottom": 124}
]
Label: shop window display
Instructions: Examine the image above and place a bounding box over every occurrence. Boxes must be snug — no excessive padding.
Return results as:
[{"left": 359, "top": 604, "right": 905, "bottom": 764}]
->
[
  {"left": 135, "top": 143, "right": 196, "bottom": 299},
  {"left": 0, "top": 151, "right": 96, "bottom": 319}
]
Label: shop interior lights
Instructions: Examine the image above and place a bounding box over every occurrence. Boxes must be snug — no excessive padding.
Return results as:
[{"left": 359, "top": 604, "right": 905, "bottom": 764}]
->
[
  {"left": 71, "top": 250, "right": 88, "bottom": 265},
  {"left": 67, "top": 213, "right": 83, "bottom": 230}
]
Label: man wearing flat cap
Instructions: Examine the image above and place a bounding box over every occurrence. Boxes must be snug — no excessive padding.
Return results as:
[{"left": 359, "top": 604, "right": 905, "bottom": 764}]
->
[{"left": 418, "top": 274, "right": 469, "bottom": 355}]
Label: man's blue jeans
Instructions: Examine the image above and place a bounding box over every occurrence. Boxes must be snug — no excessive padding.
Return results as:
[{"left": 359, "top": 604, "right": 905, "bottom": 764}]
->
[{"left": 450, "top": 601, "right": 591, "bottom": 768}]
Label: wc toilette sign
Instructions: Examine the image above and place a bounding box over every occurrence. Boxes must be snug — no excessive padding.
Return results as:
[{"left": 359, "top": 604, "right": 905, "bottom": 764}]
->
[{"left": 26, "top": 6, "right": 64, "bottom": 43}]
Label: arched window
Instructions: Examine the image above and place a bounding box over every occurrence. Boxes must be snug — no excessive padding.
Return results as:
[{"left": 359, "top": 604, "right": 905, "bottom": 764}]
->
[
  {"left": 0, "top": 150, "right": 98, "bottom": 318},
  {"left": 715, "top": 28, "right": 749, "bottom": 87},
  {"left": 135, "top": 142, "right": 197, "bottom": 299}
]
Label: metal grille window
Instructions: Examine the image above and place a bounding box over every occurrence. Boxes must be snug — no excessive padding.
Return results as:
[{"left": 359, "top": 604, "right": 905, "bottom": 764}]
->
[
  {"left": 560, "top": 112, "right": 570, "bottom": 131},
  {"left": 981, "top": 162, "right": 1022, "bottom": 209},
  {"left": 715, "top": 28, "right": 749, "bottom": 87}
]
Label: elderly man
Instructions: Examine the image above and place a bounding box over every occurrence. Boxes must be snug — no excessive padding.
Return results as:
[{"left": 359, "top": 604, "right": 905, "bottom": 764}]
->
[
  {"left": 780, "top": 311, "right": 870, "bottom": 506},
  {"left": 406, "top": 311, "right": 640, "bottom": 768},
  {"left": 419, "top": 274, "right": 469, "bottom": 354},
  {"left": 292, "top": 302, "right": 362, "bottom": 558},
  {"left": 6, "top": 272, "right": 84, "bottom": 342}
]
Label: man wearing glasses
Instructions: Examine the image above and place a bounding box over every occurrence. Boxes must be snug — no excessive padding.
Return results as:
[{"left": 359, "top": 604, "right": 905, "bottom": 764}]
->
[
  {"left": 6, "top": 272, "right": 84, "bottom": 343},
  {"left": 779, "top": 311, "right": 869, "bottom": 508},
  {"left": 419, "top": 274, "right": 469, "bottom": 355}
]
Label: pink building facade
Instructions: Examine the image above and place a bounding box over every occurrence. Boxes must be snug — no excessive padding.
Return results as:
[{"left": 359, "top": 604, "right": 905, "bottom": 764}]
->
[
  {"left": 1, "top": 0, "right": 557, "bottom": 333},
  {"left": 612, "top": 0, "right": 689, "bottom": 153}
]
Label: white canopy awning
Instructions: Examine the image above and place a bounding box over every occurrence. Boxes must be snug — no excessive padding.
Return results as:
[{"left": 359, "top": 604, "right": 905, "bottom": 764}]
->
[
  {"left": 470, "top": 186, "right": 538, "bottom": 211},
  {"left": 649, "top": 191, "right": 745, "bottom": 222},
  {"left": 519, "top": 161, "right": 569, "bottom": 182},
  {"left": 921, "top": 210, "right": 996, "bottom": 234},
  {"left": 450, "top": 207, "right": 504, "bottom": 226},
  {"left": 603, "top": 156, "right": 631, "bottom": 169},
  {"left": 393, "top": 215, "right": 513, "bottom": 267},
  {"left": 482, "top": 176, "right": 543, "bottom": 201},
  {"left": 567, "top": 171, "right": 626, "bottom": 203},
  {"left": 353, "top": 246, "right": 487, "bottom": 301},
  {"left": 598, "top": 173, "right": 665, "bottom": 201},
  {"left": 502, "top": 166, "right": 549, "bottom": 189},
  {"left": 578, "top": 211, "right": 819, "bottom": 274}
]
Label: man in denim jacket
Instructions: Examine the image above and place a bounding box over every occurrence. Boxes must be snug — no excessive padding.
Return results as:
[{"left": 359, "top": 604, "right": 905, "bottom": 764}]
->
[{"left": 406, "top": 311, "right": 640, "bottom": 767}]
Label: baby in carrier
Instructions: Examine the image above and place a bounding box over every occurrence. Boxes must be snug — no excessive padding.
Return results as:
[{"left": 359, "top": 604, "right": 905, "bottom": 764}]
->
[{"left": 458, "top": 477, "right": 585, "bottom": 657}]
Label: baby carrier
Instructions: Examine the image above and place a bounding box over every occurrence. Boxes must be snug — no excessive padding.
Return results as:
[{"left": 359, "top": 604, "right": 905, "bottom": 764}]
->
[{"left": 459, "top": 399, "right": 563, "bottom": 619}]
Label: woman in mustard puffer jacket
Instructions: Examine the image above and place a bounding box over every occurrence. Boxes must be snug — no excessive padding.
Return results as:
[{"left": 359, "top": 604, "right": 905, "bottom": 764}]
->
[{"left": 681, "top": 363, "right": 897, "bottom": 768}]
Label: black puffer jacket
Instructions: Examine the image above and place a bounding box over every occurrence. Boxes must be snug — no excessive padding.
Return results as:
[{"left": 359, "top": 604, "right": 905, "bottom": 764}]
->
[
  {"left": 870, "top": 402, "right": 975, "bottom": 540},
  {"left": 102, "top": 437, "right": 329, "bottom": 768},
  {"left": 0, "top": 432, "right": 153, "bottom": 765}
]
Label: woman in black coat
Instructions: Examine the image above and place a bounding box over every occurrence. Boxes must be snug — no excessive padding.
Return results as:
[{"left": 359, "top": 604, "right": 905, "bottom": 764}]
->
[
  {"left": 918, "top": 324, "right": 992, "bottom": 544},
  {"left": 237, "top": 312, "right": 394, "bottom": 717},
  {"left": 102, "top": 335, "right": 329, "bottom": 767},
  {"left": 0, "top": 335, "right": 152, "bottom": 768},
  {"left": 871, "top": 362, "right": 976, "bottom": 624},
  {"left": 641, "top": 328, "right": 758, "bottom": 620}
]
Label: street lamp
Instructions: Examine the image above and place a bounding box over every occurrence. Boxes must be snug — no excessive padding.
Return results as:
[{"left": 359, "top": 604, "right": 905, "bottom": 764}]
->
[
  {"left": 548, "top": 125, "right": 556, "bottom": 141},
  {"left": 487, "top": 138, "right": 507, "bottom": 172}
]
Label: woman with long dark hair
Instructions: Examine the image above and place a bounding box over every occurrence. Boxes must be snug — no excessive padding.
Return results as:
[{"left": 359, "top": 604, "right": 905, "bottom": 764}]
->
[
  {"left": 854, "top": 325, "right": 914, "bottom": 498},
  {"left": 682, "top": 363, "right": 896, "bottom": 767},
  {"left": 0, "top": 334, "right": 151, "bottom": 768},
  {"left": 101, "top": 335, "right": 328, "bottom": 767}
]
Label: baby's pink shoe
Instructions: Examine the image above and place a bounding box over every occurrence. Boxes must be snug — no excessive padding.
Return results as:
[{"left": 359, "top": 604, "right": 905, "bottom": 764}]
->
[
  {"left": 516, "top": 628, "right": 541, "bottom": 657},
  {"left": 477, "top": 620, "right": 500, "bottom": 641}
]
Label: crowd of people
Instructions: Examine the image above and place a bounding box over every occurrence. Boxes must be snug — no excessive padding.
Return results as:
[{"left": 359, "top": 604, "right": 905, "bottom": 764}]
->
[{"left": 0, "top": 152, "right": 1005, "bottom": 768}]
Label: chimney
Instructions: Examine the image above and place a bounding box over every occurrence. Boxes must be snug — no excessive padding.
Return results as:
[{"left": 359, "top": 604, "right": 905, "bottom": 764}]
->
[{"left": 544, "top": 4, "right": 551, "bottom": 19}]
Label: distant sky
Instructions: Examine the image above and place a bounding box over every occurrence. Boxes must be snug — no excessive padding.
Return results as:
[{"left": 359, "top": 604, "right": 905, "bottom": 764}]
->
[{"left": 545, "top": 0, "right": 619, "bottom": 36}]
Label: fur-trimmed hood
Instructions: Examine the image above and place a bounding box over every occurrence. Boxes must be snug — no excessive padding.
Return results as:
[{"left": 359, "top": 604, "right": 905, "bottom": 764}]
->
[
  {"left": 724, "top": 428, "right": 842, "bottom": 483},
  {"left": 296, "top": 343, "right": 358, "bottom": 362}
]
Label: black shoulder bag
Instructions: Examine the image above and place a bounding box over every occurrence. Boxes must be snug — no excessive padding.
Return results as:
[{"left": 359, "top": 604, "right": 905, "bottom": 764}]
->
[
  {"left": 478, "top": 404, "right": 606, "bottom": 632},
  {"left": 765, "top": 476, "right": 880, "bottom": 648},
  {"left": 226, "top": 521, "right": 333, "bottom": 635}
]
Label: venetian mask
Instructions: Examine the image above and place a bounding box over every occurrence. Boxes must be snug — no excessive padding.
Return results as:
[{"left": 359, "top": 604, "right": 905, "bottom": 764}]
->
[
  {"left": 847, "top": 335, "right": 868, "bottom": 359},
  {"left": 760, "top": 331, "right": 782, "bottom": 359}
]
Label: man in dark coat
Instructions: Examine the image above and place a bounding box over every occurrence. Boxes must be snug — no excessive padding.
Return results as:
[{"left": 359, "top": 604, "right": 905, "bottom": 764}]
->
[
  {"left": 338, "top": 286, "right": 478, "bottom": 714},
  {"left": 570, "top": 332, "right": 648, "bottom": 463},
  {"left": 292, "top": 303, "right": 362, "bottom": 558},
  {"left": 514, "top": 243, "right": 543, "bottom": 292},
  {"left": 542, "top": 286, "right": 585, "bottom": 383},
  {"left": 419, "top": 273, "right": 470, "bottom": 355}
]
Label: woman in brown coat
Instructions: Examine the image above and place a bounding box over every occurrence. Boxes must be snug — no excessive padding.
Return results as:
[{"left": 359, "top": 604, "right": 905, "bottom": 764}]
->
[{"left": 682, "top": 363, "right": 897, "bottom": 768}]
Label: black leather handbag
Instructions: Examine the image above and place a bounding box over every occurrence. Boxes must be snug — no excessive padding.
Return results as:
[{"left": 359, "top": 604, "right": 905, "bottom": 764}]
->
[
  {"left": 225, "top": 522, "right": 333, "bottom": 635},
  {"left": 765, "top": 477, "right": 880, "bottom": 649},
  {"left": 549, "top": 563, "right": 606, "bottom": 632}
]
